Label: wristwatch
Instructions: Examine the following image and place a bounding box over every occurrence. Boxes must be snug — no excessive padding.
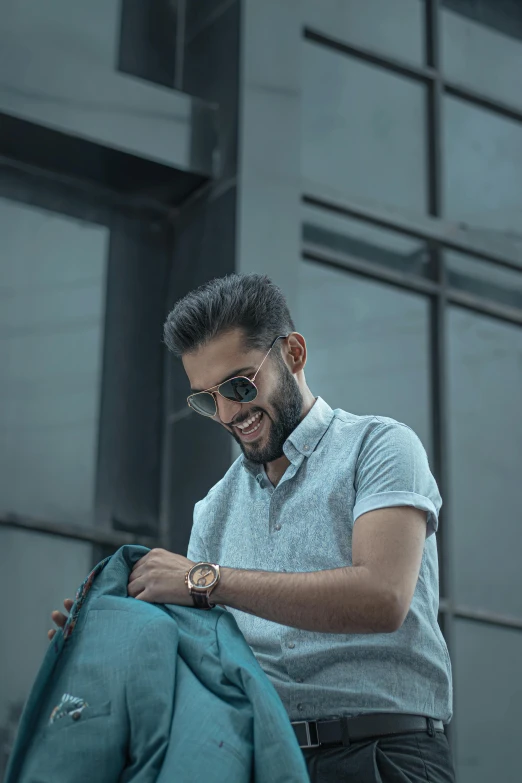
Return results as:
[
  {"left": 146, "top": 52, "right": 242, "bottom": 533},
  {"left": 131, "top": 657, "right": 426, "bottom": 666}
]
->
[{"left": 184, "top": 562, "right": 221, "bottom": 610}]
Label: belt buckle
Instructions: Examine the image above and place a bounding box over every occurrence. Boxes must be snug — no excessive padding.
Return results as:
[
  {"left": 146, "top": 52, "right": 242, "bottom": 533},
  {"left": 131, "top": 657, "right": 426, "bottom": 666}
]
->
[{"left": 293, "top": 720, "right": 320, "bottom": 749}]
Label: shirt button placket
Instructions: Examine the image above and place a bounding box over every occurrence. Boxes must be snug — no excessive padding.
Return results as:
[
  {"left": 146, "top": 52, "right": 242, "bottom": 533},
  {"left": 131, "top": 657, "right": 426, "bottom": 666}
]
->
[{"left": 269, "top": 494, "right": 279, "bottom": 533}]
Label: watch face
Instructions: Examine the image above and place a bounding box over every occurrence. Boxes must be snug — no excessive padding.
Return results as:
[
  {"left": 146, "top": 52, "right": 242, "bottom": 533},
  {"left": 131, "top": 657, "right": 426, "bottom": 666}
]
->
[{"left": 191, "top": 564, "right": 217, "bottom": 589}]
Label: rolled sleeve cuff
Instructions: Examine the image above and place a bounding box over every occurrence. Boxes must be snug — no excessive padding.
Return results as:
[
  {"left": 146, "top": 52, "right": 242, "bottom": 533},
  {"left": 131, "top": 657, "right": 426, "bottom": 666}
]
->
[{"left": 353, "top": 491, "right": 439, "bottom": 536}]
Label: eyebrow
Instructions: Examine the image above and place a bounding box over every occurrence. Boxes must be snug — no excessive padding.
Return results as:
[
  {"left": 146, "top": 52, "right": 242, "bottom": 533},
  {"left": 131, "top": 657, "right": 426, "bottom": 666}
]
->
[{"left": 190, "top": 367, "right": 255, "bottom": 394}]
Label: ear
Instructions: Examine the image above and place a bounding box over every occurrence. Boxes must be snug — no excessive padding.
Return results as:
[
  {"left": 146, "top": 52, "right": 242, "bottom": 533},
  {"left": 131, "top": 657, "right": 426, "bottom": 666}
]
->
[{"left": 285, "top": 333, "right": 307, "bottom": 374}]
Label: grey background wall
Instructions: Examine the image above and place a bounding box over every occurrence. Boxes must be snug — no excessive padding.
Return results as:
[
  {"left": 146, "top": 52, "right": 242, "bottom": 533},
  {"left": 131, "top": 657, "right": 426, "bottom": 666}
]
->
[{"left": 1, "top": 2, "right": 521, "bottom": 780}]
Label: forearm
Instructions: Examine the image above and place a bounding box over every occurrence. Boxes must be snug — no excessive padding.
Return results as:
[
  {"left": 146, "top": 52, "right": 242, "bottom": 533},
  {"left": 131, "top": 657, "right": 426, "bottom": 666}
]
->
[{"left": 212, "top": 565, "right": 399, "bottom": 634}]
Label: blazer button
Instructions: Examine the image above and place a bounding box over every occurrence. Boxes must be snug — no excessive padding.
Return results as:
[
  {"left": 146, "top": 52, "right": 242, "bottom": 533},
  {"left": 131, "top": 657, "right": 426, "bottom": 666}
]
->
[
  {"left": 274, "top": 524, "right": 281, "bottom": 531},
  {"left": 71, "top": 711, "right": 82, "bottom": 721}
]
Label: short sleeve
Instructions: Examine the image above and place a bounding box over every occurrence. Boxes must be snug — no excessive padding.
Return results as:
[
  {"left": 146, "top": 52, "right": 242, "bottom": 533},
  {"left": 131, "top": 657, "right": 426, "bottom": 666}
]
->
[
  {"left": 186, "top": 526, "right": 208, "bottom": 563},
  {"left": 353, "top": 422, "right": 442, "bottom": 537},
  {"left": 186, "top": 499, "right": 208, "bottom": 561},
  {"left": 187, "top": 502, "right": 229, "bottom": 609}
]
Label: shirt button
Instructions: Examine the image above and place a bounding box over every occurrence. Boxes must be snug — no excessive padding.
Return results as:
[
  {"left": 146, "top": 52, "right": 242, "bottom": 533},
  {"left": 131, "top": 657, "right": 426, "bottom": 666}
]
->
[
  {"left": 297, "top": 704, "right": 304, "bottom": 711},
  {"left": 303, "top": 445, "right": 309, "bottom": 451},
  {"left": 288, "top": 641, "right": 295, "bottom": 649},
  {"left": 274, "top": 524, "right": 281, "bottom": 531}
]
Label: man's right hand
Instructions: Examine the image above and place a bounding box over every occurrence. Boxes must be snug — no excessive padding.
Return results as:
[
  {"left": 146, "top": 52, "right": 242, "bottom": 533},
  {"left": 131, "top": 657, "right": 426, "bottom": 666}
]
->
[{"left": 48, "top": 599, "right": 74, "bottom": 641}]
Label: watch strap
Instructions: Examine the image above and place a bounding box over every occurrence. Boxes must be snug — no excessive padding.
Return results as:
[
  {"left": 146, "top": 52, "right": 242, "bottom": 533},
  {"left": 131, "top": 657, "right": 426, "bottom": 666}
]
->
[{"left": 191, "top": 591, "right": 215, "bottom": 610}]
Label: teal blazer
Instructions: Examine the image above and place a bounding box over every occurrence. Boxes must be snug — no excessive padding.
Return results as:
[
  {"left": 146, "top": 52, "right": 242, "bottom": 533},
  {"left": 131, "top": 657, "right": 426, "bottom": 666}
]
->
[{"left": 6, "top": 545, "right": 309, "bottom": 782}]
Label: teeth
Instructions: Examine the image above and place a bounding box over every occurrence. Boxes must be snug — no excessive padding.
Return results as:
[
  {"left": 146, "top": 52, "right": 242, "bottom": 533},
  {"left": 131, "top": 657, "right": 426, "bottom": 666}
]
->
[
  {"left": 237, "top": 411, "right": 262, "bottom": 430},
  {"left": 242, "top": 417, "right": 263, "bottom": 435}
]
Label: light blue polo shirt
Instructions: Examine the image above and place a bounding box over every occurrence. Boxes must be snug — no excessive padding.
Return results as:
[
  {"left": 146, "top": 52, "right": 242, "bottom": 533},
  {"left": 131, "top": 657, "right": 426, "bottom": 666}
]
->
[{"left": 187, "top": 396, "right": 453, "bottom": 723}]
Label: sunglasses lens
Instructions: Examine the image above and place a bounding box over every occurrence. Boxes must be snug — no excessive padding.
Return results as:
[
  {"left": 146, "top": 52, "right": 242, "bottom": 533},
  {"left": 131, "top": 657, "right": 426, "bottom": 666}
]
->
[
  {"left": 219, "top": 377, "right": 257, "bottom": 403},
  {"left": 189, "top": 392, "right": 216, "bottom": 416}
]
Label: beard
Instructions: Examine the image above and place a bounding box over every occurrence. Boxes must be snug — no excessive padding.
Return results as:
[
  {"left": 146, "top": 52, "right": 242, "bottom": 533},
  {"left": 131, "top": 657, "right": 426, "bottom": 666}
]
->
[{"left": 230, "top": 360, "right": 304, "bottom": 465}]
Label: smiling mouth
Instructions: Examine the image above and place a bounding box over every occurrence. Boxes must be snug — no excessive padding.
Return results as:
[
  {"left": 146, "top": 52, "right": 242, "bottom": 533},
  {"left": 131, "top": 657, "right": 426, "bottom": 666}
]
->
[{"left": 235, "top": 411, "right": 264, "bottom": 437}]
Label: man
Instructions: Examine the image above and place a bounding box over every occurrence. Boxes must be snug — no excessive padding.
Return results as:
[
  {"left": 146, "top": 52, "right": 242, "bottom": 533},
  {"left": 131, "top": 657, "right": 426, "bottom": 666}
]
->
[{"left": 50, "top": 273, "right": 455, "bottom": 782}]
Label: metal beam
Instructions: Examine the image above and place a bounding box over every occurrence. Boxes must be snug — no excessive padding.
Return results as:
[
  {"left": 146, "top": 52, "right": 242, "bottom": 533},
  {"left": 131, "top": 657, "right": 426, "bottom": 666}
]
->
[
  {"left": 439, "top": 601, "right": 522, "bottom": 633},
  {"left": 425, "top": 0, "right": 443, "bottom": 218},
  {"left": 445, "top": 81, "right": 522, "bottom": 125},
  {"left": 304, "top": 28, "right": 437, "bottom": 83},
  {"left": 304, "top": 25, "right": 522, "bottom": 126},
  {"left": 302, "top": 239, "right": 522, "bottom": 326},
  {"left": 0, "top": 57, "right": 218, "bottom": 180},
  {"left": 302, "top": 241, "right": 441, "bottom": 295},
  {"left": 0, "top": 155, "right": 173, "bottom": 220},
  {"left": 0, "top": 513, "right": 158, "bottom": 550},
  {"left": 448, "top": 289, "right": 522, "bottom": 326},
  {"left": 302, "top": 187, "right": 522, "bottom": 270}
]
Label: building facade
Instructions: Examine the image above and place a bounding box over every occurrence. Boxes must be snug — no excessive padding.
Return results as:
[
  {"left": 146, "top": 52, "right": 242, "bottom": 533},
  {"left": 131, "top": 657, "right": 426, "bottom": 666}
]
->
[{"left": 1, "top": 2, "right": 521, "bottom": 780}]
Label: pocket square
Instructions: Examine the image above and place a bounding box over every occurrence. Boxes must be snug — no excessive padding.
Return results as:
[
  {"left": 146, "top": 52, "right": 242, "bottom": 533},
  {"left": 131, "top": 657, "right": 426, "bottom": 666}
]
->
[{"left": 49, "top": 693, "right": 89, "bottom": 725}]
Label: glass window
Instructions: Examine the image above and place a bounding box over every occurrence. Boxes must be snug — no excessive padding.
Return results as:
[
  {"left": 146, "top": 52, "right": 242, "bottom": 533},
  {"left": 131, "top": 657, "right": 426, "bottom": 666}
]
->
[
  {"left": 0, "top": 528, "right": 93, "bottom": 778},
  {"left": 1, "top": 0, "right": 121, "bottom": 70},
  {"left": 447, "top": 307, "right": 522, "bottom": 617},
  {"left": 303, "top": 41, "right": 428, "bottom": 215},
  {"left": 303, "top": 204, "right": 433, "bottom": 279},
  {"left": 297, "top": 260, "right": 433, "bottom": 458},
  {"left": 303, "top": 0, "right": 425, "bottom": 65},
  {"left": 442, "top": 1, "right": 522, "bottom": 111},
  {"left": 0, "top": 199, "right": 108, "bottom": 527},
  {"left": 443, "top": 96, "right": 522, "bottom": 238},
  {"left": 454, "top": 618, "right": 522, "bottom": 783},
  {"left": 446, "top": 251, "right": 522, "bottom": 311}
]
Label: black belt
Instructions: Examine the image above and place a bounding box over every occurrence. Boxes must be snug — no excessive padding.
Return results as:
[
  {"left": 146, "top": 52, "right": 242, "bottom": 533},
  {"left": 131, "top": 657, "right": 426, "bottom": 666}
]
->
[{"left": 292, "top": 713, "right": 444, "bottom": 748}]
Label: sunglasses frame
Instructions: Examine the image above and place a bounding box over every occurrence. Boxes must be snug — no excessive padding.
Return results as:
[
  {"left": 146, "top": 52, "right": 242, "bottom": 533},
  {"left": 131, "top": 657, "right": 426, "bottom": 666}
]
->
[{"left": 187, "top": 334, "right": 290, "bottom": 418}]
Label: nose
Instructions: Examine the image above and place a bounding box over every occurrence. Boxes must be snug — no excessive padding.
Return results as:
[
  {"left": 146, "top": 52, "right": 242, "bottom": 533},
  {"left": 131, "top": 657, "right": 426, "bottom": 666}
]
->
[{"left": 214, "top": 394, "right": 242, "bottom": 426}]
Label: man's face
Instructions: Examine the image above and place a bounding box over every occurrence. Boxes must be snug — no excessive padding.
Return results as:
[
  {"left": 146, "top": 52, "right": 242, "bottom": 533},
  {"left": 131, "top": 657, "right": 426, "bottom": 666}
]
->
[{"left": 182, "top": 330, "right": 304, "bottom": 465}]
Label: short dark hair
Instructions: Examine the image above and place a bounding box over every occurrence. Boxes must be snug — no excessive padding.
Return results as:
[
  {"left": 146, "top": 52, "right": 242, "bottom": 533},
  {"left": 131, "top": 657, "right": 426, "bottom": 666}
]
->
[{"left": 163, "top": 273, "right": 295, "bottom": 358}]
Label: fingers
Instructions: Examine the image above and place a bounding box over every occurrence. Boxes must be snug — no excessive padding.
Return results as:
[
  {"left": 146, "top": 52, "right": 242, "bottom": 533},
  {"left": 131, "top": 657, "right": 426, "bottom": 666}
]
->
[
  {"left": 48, "top": 598, "right": 74, "bottom": 641},
  {"left": 51, "top": 610, "right": 68, "bottom": 628}
]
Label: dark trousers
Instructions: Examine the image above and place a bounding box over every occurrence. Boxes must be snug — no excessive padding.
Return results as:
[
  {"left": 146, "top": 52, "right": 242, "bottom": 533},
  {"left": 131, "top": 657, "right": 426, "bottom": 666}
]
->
[{"left": 301, "top": 730, "right": 456, "bottom": 782}]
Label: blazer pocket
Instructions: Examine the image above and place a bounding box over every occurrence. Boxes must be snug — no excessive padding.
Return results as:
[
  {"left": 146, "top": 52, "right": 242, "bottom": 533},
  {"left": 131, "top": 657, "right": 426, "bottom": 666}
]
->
[{"left": 45, "top": 701, "right": 111, "bottom": 733}]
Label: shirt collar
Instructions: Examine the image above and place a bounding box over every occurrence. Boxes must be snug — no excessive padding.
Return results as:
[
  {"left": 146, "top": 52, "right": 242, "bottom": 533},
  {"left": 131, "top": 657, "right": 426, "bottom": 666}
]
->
[{"left": 241, "top": 396, "right": 334, "bottom": 476}]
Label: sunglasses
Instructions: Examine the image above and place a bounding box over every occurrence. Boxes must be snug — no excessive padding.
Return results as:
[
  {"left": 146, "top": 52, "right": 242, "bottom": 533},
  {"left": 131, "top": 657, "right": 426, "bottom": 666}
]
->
[{"left": 187, "top": 334, "right": 289, "bottom": 417}]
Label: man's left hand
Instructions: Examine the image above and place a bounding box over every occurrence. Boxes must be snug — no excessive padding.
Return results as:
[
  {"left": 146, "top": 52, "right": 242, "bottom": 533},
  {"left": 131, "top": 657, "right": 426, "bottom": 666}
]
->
[{"left": 127, "top": 548, "right": 196, "bottom": 605}]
